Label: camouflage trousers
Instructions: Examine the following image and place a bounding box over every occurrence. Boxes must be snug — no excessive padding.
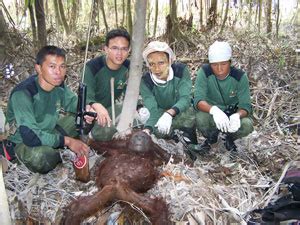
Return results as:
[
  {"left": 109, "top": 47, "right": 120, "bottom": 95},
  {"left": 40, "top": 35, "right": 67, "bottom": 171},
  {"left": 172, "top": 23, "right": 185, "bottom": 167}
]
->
[
  {"left": 15, "top": 115, "right": 78, "bottom": 174},
  {"left": 195, "top": 110, "right": 254, "bottom": 141}
]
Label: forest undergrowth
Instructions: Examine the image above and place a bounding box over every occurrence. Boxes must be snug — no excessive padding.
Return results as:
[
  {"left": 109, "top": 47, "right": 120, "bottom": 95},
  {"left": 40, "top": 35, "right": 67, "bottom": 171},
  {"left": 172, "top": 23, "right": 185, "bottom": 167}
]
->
[{"left": 1, "top": 26, "right": 299, "bottom": 224}]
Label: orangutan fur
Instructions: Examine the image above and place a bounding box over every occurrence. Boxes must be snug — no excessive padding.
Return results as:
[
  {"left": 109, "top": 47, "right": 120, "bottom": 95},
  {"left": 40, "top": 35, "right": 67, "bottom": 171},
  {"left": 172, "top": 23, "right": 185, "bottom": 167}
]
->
[
  {"left": 63, "top": 130, "right": 172, "bottom": 225},
  {"left": 90, "top": 130, "right": 173, "bottom": 164}
]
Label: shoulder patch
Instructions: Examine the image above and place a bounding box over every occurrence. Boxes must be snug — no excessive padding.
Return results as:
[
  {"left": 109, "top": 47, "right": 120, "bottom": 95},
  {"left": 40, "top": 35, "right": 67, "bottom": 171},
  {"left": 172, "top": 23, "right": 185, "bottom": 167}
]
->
[
  {"left": 86, "top": 56, "right": 105, "bottom": 76},
  {"left": 171, "top": 63, "right": 186, "bottom": 78},
  {"left": 229, "top": 67, "right": 244, "bottom": 81},
  {"left": 201, "top": 64, "right": 213, "bottom": 77},
  {"left": 142, "top": 72, "right": 154, "bottom": 91},
  {"left": 123, "top": 59, "right": 130, "bottom": 69},
  {"left": 11, "top": 75, "right": 38, "bottom": 98}
]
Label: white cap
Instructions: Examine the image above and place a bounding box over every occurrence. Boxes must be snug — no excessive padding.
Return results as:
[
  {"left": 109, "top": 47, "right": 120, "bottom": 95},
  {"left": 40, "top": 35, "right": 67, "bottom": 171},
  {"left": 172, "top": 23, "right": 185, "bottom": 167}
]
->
[
  {"left": 208, "top": 41, "right": 232, "bottom": 63},
  {"left": 143, "top": 41, "right": 175, "bottom": 66}
]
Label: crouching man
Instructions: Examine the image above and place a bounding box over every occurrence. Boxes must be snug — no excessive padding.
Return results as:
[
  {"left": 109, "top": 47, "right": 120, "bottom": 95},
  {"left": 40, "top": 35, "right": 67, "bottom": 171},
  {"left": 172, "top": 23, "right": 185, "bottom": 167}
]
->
[
  {"left": 140, "top": 41, "right": 197, "bottom": 145},
  {"left": 193, "top": 41, "right": 253, "bottom": 154},
  {"left": 5, "top": 46, "right": 94, "bottom": 173}
]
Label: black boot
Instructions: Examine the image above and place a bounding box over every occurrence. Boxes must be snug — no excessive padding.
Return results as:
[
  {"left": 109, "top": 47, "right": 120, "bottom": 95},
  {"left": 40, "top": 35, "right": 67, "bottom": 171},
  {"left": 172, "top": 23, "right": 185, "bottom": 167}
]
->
[
  {"left": 224, "top": 135, "right": 237, "bottom": 152},
  {"left": 179, "top": 127, "right": 198, "bottom": 145},
  {"left": 189, "top": 130, "right": 219, "bottom": 154}
]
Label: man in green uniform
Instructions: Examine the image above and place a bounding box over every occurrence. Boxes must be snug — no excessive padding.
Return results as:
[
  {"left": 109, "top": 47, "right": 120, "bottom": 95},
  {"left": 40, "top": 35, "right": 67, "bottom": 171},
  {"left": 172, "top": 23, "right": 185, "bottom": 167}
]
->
[
  {"left": 6, "top": 46, "right": 94, "bottom": 174},
  {"left": 193, "top": 41, "right": 253, "bottom": 153},
  {"left": 83, "top": 28, "right": 131, "bottom": 141},
  {"left": 140, "top": 41, "right": 197, "bottom": 144}
]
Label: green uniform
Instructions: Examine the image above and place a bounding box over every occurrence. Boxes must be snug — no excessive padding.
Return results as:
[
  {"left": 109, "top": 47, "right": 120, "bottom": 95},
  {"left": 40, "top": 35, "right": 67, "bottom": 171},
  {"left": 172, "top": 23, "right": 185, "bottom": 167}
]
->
[
  {"left": 6, "top": 75, "right": 78, "bottom": 173},
  {"left": 194, "top": 64, "right": 253, "bottom": 140},
  {"left": 83, "top": 55, "right": 130, "bottom": 140},
  {"left": 140, "top": 63, "right": 195, "bottom": 136}
]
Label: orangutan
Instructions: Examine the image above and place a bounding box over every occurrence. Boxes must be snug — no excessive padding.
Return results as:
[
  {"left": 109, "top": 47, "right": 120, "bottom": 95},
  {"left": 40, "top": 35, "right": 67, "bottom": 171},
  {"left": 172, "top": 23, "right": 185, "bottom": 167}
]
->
[{"left": 63, "top": 130, "right": 173, "bottom": 225}]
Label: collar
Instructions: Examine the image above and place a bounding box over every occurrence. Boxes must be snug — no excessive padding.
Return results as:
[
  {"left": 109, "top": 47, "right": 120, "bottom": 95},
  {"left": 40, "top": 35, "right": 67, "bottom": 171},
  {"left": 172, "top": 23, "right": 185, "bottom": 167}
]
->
[{"left": 150, "top": 66, "right": 174, "bottom": 86}]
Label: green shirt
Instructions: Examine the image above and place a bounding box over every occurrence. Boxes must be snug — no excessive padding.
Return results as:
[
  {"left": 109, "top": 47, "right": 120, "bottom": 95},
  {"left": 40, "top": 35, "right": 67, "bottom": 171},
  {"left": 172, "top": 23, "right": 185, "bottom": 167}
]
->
[
  {"left": 83, "top": 55, "right": 130, "bottom": 108},
  {"left": 7, "top": 75, "right": 78, "bottom": 148},
  {"left": 194, "top": 64, "right": 252, "bottom": 113},
  {"left": 140, "top": 63, "right": 192, "bottom": 130}
]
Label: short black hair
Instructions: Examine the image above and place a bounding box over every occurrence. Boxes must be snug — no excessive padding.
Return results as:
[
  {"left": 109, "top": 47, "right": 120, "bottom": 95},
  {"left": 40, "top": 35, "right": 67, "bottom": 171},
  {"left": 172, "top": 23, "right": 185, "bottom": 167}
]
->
[
  {"left": 105, "top": 28, "right": 131, "bottom": 47},
  {"left": 36, "top": 45, "right": 66, "bottom": 65}
]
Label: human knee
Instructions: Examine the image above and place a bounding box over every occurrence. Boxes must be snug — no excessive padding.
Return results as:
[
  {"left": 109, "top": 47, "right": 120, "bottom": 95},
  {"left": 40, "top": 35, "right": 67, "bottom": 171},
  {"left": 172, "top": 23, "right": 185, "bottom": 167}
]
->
[
  {"left": 195, "top": 111, "right": 214, "bottom": 130},
  {"left": 237, "top": 117, "right": 254, "bottom": 138},
  {"left": 91, "top": 125, "right": 117, "bottom": 141},
  {"left": 16, "top": 145, "right": 61, "bottom": 174},
  {"left": 30, "top": 150, "right": 61, "bottom": 174}
]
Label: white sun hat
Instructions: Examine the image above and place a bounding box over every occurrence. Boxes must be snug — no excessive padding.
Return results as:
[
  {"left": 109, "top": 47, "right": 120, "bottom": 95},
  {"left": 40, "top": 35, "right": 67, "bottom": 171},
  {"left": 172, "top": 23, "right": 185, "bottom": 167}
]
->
[
  {"left": 142, "top": 41, "right": 176, "bottom": 66},
  {"left": 208, "top": 41, "right": 232, "bottom": 63}
]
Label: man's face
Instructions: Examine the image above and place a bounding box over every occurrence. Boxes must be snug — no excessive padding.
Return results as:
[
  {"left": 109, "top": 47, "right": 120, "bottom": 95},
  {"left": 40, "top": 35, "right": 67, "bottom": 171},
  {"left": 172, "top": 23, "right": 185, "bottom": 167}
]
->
[
  {"left": 35, "top": 55, "right": 66, "bottom": 91},
  {"left": 210, "top": 61, "right": 231, "bottom": 79},
  {"left": 147, "top": 52, "right": 170, "bottom": 81},
  {"left": 105, "top": 37, "right": 130, "bottom": 70}
]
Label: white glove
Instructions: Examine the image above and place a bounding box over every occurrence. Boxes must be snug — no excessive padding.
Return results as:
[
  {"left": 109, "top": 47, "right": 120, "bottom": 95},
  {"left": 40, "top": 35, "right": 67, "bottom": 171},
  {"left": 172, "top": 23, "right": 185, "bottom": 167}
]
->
[
  {"left": 155, "top": 112, "right": 173, "bottom": 134},
  {"left": 228, "top": 113, "right": 241, "bottom": 133},
  {"left": 138, "top": 107, "right": 150, "bottom": 124},
  {"left": 209, "top": 106, "right": 230, "bottom": 132}
]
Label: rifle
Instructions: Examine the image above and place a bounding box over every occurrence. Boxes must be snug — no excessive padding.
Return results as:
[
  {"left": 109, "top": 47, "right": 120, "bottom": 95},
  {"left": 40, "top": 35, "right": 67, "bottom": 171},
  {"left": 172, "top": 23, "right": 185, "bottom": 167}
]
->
[
  {"left": 72, "top": 0, "right": 96, "bottom": 183},
  {"left": 73, "top": 83, "right": 96, "bottom": 183},
  {"left": 75, "top": 82, "right": 97, "bottom": 137}
]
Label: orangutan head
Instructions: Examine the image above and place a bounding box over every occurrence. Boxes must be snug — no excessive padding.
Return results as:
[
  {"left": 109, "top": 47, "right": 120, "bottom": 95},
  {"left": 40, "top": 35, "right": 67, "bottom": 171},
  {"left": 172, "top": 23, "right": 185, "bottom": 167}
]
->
[{"left": 128, "top": 131, "right": 151, "bottom": 153}]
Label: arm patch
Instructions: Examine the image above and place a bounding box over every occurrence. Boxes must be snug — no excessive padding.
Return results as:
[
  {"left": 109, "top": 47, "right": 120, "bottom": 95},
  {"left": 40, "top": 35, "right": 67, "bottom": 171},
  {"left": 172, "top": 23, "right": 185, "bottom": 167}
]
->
[
  {"left": 201, "top": 64, "right": 213, "bottom": 77},
  {"left": 171, "top": 63, "right": 186, "bottom": 78},
  {"left": 19, "top": 125, "right": 42, "bottom": 147},
  {"left": 229, "top": 67, "right": 244, "bottom": 81},
  {"left": 86, "top": 56, "right": 105, "bottom": 76},
  {"left": 142, "top": 72, "right": 154, "bottom": 91},
  {"left": 11, "top": 75, "right": 38, "bottom": 99}
]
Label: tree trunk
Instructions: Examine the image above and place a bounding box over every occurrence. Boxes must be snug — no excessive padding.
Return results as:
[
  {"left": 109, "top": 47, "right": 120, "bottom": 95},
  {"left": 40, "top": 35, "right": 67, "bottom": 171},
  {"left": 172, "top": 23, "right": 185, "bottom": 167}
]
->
[
  {"left": 99, "top": 0, "right": 108, "bottom": 33},
  {"left": 258, "top": 0, "right": 262, "bottom": 33},
  {"left": 91, "top": 0, "right": 99, "bottom": 31},
  {"left": 219, "top": 0, "right": 229, "bottom": 34},
  {"left": 199, "top": 0, "right": 203, "bottom": 27},
  {"left": 206, "top": 0, "right": 217, "bottom": 30},
  {"left": 220, "top": 0, "right": 224, "bottom": 25},
  {"left": 114, "top": 0, "right": 118, "bottom": 27},
  {"left": 121, "top": 0, "right": 125, "bottom": 27},
  {"left": 205, "top": 0, "right": 210, "bottom": 25},
  {"left": 57, "top": 0, "right": 70, "bottom": 34},
  {"left": 266, "top": 0, "right": 272, "bottom": 36},
  {"left": 153, "top": 0, "right": 158, "bottom": 37},
  {"left": 275, "top": 0, "right": 280, "bottom": 38},
  {"left": 126, "top": 0, "right": 132, "bottom": 35},
  {"left": 247, "top": 0, "right": 252, "bottom": 30},
  {"left": 166, "top": 0, "right": 178, "bottom": 44},
  {"left": 146, "top": 0, "right": 151, "bottom": 35},
  {"left": 35, "top": 0, "right": 47, "bottom": 48},
  {"left": 14, "top": 0, "right": 19, "bottom": 23},
  {"left": 69, "top": 0, "right": 79, "bottom": 32},
  {"left": 53, "top": 0, "right": 62, "bottom": 28},
  {"left": 117, "top": 0, "right": 147, "bottom": 134},
  {"left": 0, "top": 8, "right": 10, "bottom": 62},
  {"left": 28, "top": 2, "right": 37, "bottom": 45}
]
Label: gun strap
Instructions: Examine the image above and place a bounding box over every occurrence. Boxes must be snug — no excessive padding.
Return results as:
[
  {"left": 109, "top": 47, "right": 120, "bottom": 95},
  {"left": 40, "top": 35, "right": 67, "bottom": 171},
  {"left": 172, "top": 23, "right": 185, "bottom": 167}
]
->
[{"left": 215, "top": 76, "right": 228, "bottom": 108}]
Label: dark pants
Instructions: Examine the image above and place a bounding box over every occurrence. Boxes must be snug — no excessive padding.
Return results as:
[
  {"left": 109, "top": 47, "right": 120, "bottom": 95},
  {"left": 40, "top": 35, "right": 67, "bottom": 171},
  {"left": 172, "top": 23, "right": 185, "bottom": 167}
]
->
[
  {"left": 15, "top": 115, "right": 77, "bottom": 174},
  {"left": 195, "top": 110, "right": 253, "bottom": 141}
]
